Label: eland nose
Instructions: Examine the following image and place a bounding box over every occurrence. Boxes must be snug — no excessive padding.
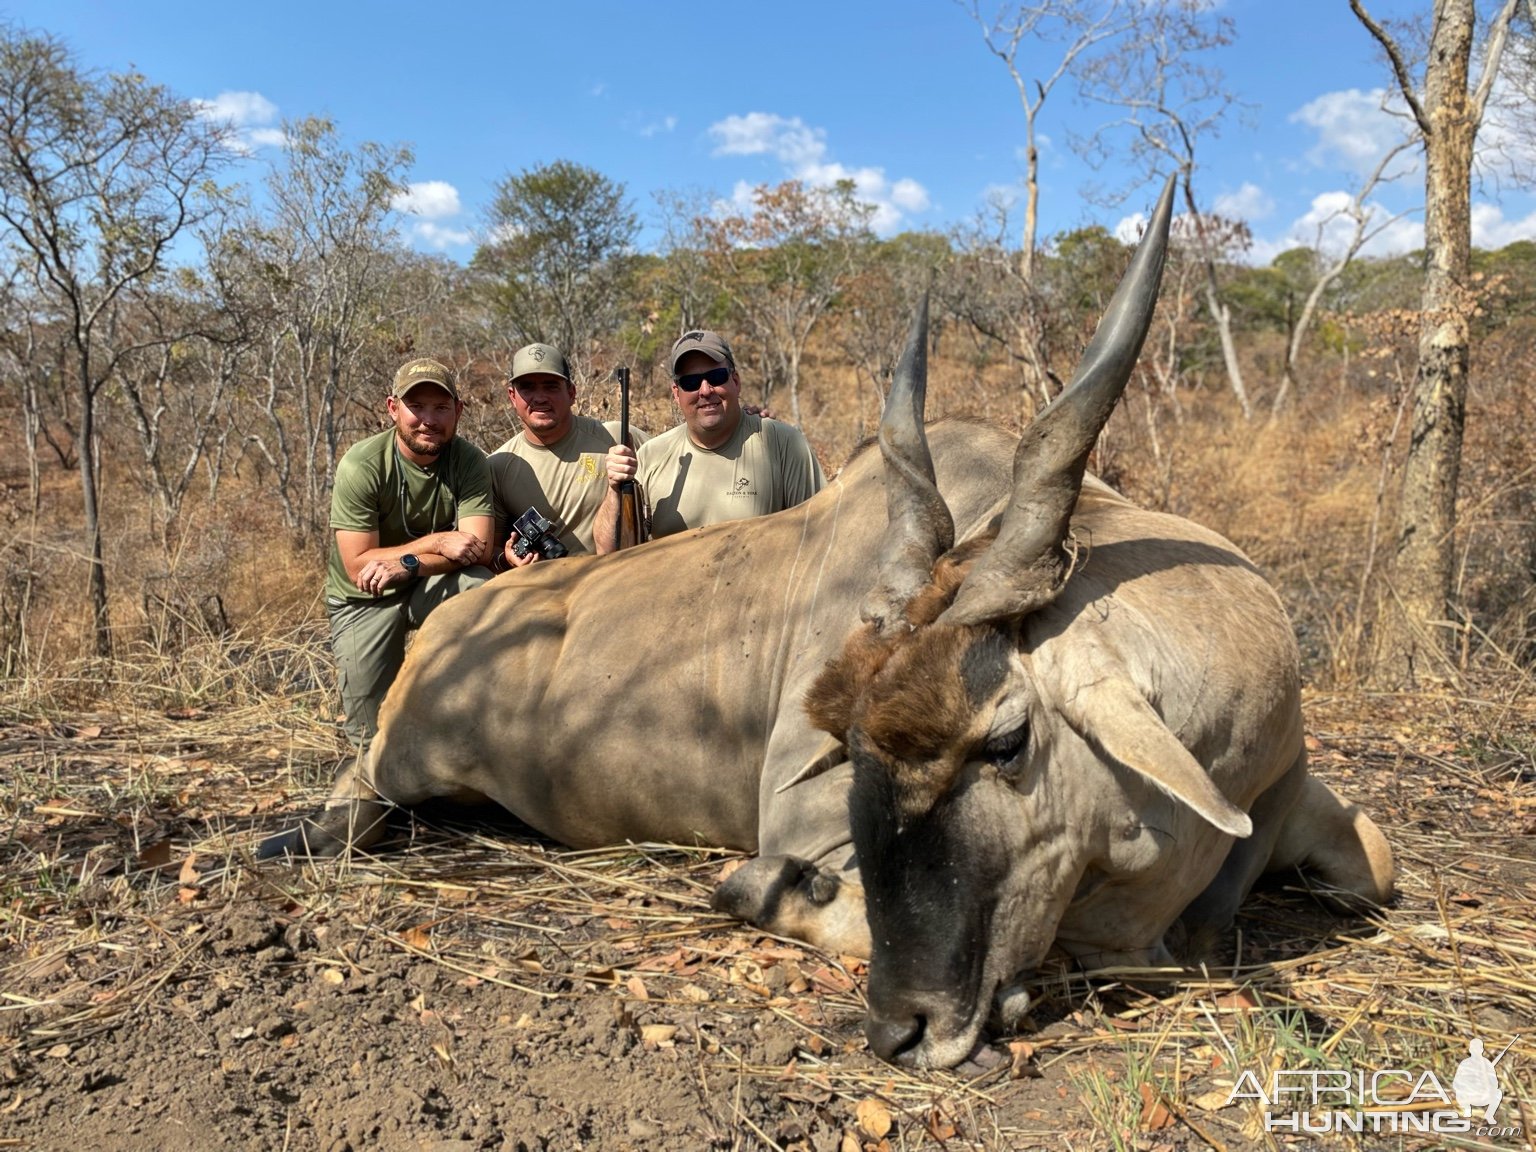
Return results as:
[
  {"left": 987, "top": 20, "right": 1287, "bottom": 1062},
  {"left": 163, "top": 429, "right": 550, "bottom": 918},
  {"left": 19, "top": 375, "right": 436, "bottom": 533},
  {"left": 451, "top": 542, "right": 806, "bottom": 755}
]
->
[{"left": 865, "top": 1010, "right": 924, "bottom": 1065}]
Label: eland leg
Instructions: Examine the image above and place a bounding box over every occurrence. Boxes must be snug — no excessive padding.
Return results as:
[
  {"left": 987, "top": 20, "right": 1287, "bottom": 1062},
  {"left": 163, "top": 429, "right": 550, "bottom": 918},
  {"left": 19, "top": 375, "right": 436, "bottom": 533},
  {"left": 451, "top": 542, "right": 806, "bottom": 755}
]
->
[
  {"left": 1175, "top": 752, "right": 1308, "bottom": 960},
  {"left": 1268, "top": 773, "right": 1395, "bottom": 911}
]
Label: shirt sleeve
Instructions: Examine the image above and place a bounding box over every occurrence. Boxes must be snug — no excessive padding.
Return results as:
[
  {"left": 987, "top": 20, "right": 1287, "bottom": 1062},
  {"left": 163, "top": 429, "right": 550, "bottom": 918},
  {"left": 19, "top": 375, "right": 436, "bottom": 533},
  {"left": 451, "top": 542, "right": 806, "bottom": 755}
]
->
[
  {"left": 773, "top": 424, "right": 826, "bottom": 510},
  {"left": 330, "top": 447, "right": 384, "bottom": 533},
  {"left": 452, "top": 442, "right": 495, "bottom": 522}
]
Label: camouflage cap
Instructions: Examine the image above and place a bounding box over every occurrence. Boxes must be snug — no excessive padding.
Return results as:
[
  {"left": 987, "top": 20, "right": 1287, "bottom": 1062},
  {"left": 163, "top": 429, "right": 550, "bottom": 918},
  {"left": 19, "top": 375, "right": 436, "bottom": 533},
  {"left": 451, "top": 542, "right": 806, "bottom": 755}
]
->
[
  {"left": 510, "top": 343, "right": 572, "bottom": 386},
  {"left": 669, "top": 330, "right": 735, "bottom": 375},
  {"left": 392, "top": 357, "right": 460, "bottom": 401}
]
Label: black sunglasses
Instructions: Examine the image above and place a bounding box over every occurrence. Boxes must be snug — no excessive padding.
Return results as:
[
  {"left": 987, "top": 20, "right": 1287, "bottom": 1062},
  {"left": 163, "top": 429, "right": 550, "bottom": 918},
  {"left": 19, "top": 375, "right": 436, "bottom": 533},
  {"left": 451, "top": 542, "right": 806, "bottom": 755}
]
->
[{"left": 673, "top": 365, "right": 732, "bottom": 392}]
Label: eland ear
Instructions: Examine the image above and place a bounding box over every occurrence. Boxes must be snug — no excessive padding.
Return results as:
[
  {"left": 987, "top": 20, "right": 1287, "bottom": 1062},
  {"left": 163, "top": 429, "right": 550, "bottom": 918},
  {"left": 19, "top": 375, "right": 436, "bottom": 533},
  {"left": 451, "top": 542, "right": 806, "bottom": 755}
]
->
[{"left": 1056, "top": 674, "right": 1253, "bottom": 839}]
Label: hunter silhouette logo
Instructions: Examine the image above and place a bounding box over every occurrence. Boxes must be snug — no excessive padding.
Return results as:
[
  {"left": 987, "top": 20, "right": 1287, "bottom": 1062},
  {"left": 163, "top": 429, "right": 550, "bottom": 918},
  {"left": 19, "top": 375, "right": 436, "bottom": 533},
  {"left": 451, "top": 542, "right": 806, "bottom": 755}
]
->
[{"left": 1453, "top": 1036, "right": 1516, "bottom": 1122}]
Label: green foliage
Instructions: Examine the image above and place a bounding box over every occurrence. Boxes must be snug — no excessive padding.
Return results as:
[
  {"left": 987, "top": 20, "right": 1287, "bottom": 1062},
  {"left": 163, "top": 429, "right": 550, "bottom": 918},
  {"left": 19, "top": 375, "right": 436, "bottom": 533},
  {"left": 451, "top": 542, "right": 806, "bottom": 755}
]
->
[{"left": 471, "top": 159, "right": 639, "bottom": 370}]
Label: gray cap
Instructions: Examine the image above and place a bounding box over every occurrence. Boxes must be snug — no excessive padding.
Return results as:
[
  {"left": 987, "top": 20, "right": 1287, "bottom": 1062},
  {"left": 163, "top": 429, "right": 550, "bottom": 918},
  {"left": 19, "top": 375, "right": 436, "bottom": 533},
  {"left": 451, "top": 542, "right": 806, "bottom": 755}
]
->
[
  {"left": 510, "top": 343, "right": 572, "bottom": 385},
  {"left": 392, "top": 357, "right": 459, "bottom": 401},
  {"left": 669, "top": 330, "right": 735, "bottom": 375}
]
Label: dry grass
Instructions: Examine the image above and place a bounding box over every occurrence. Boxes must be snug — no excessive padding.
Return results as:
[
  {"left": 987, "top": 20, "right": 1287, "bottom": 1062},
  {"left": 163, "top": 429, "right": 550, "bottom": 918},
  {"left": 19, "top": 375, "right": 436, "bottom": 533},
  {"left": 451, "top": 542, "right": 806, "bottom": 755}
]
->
[{"left": 2, "top": 618, "right": 1533, "bottom": 1148}]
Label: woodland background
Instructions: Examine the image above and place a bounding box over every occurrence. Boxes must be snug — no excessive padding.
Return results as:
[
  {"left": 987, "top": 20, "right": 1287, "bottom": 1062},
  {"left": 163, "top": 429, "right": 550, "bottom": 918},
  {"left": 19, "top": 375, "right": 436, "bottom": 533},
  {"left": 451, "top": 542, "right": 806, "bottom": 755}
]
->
[{"left": 3, "top": 0, "right": 1536, "bottom": 712}]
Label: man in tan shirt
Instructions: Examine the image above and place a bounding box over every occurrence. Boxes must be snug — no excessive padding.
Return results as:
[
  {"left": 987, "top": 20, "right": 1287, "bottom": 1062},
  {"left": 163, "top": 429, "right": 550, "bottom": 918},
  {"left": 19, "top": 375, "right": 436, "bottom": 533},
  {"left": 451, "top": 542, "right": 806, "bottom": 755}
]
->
[
  {"left": 596, "top": 330, "right": 824, "bottom": 551},
  {"left": 488, "top": 343, "right": 646, "bottom": 567}
]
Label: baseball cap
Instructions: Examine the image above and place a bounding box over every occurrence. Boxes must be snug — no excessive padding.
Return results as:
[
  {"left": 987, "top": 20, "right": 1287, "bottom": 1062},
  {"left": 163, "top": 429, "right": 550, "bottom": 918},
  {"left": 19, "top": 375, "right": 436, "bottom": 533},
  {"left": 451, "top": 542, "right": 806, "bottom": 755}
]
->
[
  {"left": 669, "top": 330, "right": 735, "bottom": 375},
  {"left": 392, "top": 357, "right": 459, "bottom": 401},
  {"left": 510, "top": 343, "right": 572, "bottom": 385}
]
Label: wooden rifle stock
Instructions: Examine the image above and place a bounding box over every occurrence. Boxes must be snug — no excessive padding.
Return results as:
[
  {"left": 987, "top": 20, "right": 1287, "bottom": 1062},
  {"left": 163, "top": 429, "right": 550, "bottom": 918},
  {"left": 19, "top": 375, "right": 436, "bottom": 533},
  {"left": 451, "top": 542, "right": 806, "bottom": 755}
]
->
[{"left": 612, "top": 366, "right": 643, "bottom": 551}]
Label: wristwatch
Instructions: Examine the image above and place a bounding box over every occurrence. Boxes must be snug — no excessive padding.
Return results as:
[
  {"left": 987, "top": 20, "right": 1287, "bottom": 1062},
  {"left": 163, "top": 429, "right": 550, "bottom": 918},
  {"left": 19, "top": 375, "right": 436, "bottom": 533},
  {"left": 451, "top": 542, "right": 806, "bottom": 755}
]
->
[{"left": 400, "top": 554, "right": 420, "bottom": 579}]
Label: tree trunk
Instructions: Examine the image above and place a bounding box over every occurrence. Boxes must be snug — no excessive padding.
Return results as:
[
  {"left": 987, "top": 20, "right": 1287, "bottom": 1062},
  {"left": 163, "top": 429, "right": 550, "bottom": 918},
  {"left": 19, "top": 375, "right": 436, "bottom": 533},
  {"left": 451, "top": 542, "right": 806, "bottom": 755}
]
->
[
  {"left": 76, "top": 366, "right": 111, "bottom": 658},
  {"left": 1373, "top": 0, "right": 1476, "bottom": 686}
]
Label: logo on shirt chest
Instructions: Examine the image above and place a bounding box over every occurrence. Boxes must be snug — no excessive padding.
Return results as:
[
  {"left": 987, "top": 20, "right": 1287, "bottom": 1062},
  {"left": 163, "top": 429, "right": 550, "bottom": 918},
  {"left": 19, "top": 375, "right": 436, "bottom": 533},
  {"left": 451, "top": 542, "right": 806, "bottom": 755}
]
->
[
  {"left": 729, "top": 476, "right": 756, "bottom": 497},
  {"left": 580, "top": 454, "right": 599, "bottom": 482}
]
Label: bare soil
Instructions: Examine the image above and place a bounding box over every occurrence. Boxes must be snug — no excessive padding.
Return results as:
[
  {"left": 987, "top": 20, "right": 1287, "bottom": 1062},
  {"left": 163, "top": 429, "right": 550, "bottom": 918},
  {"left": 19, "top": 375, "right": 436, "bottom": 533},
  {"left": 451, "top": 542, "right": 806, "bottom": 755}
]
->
[{"left": 2, "top": 691, "right": 1533, "bottom": 1152}]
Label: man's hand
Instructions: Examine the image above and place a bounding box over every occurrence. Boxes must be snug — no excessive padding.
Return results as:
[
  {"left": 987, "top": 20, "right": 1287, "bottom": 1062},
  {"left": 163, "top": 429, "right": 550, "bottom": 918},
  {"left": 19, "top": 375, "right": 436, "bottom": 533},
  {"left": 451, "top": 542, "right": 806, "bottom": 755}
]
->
[
  {"left": 356, "top": 558, "right": 413, "bottom": 597},
  {"left": 435, "top": 530, "right": 486, "bottom": 566},
  {"left": 502, "top": 533, "right": 539, "bottom": 569},
  {"left": 743, "top": 403, "right": 775, "bottom": 420},
  {"left": 604, "top": 443, "right": 638, "bottom": 489}
]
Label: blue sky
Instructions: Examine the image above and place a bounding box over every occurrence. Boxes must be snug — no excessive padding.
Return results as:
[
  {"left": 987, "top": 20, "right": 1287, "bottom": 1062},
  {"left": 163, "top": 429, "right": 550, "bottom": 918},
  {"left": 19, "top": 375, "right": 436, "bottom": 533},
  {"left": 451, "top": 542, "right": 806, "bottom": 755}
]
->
[{"left": 6, "top": 0, "right": 1535, "bottom": 265}]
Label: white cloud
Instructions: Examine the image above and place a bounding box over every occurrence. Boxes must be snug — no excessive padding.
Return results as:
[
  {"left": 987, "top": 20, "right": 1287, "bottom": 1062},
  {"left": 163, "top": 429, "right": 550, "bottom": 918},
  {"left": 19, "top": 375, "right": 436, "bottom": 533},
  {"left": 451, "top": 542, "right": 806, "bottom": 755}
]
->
[
  {"left": 195, "top": 90, "right": 278, "bottom": 127},
  {"left": 1213, "top": 182, "right": 1274, "bottom": 222},
  {"left": 1471, "top": 201, "right": 1536, "bottom": 249},
  {"left": 412, "top": 221, "right": 474, "bottom": 250},
  {"left": 193, "top": 90, "right": 285, "bottom": 153},
  {"left": 392, "top": 180, "right": 462, "bottom": 220},
  {"left": 1113, "top": 212, "right": 1146, "bottom": 244},
  {"left": 1290, "top": 88, "right": 1415, "bottom": 177},
  {"left": 639, "top": 115, "right": 678, "bottom": 138},
  {"left": 390, "top": 180, "right": 472, "bottom": 251},
  {"left": 891, "top": 178, "right": 930, "bottom": 213},
  {"left": 706, "top": 112, "right": 930, "bottom": 235}
]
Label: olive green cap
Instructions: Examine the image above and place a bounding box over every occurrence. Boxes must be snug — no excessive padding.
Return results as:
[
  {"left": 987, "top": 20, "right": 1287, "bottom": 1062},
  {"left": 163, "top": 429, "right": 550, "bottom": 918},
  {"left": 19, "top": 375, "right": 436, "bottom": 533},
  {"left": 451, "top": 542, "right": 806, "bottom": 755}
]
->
[
  {"left": 392, "top": 357, "right": 459, "bottom": 401},
  {"left": 669, "top": 330, "right": 735, "bottom": 375}
]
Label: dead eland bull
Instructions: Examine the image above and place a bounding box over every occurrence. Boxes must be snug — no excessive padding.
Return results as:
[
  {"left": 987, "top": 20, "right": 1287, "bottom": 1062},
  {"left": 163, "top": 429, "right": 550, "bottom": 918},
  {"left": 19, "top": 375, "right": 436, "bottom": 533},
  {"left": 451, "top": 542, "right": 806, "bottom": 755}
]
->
[{"left": 262, "top": 178, "right": 1393, "bottom": 1069}]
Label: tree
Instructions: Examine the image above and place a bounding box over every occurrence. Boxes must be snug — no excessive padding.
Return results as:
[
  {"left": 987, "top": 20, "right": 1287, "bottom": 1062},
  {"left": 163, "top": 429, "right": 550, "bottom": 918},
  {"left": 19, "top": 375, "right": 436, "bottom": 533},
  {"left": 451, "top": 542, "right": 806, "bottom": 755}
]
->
[
  {"left": 1351, "top": 0, "right": 1523, "bottom": 685},
  {"left": 963, "top": 1, "right": 1143, "bottom": 402},
  {"left": 696, "top": 179, "right": 875, "bottom": 423},
  {"left": 472, "top": 160, "right": 638, "bottom": 380},
  {"left": 228, "top": 117, "right": 412, "bottom": 540},
  {"left": 1073, "top": 0, "right": 1253, "bottom": 418},
  {"left": 0, "top": 26, "right": 234, "bottom": 656}
]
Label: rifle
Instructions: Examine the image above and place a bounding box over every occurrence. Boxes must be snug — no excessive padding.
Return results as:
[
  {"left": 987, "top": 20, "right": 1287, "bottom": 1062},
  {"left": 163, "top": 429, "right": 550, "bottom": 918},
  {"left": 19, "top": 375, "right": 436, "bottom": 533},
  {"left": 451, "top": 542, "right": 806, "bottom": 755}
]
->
[{"left": 611, "top": 366, "right": 643, "bottom": 551}]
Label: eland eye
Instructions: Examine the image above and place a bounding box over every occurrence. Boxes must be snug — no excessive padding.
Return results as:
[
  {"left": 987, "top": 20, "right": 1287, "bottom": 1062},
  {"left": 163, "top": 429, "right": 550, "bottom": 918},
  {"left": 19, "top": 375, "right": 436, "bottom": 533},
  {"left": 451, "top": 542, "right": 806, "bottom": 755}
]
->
[{"left": 980, "top": 726, "right": 1027, "bottom": 766}]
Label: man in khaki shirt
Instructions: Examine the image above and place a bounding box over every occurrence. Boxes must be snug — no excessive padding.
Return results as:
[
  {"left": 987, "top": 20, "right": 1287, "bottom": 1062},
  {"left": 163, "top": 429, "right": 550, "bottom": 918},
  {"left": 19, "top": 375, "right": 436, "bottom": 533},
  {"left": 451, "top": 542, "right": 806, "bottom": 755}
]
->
[
  {"left": 596, "top": 330, "right": 824, "bottom": 551},
  {"left": 488, "top": 343, "right": 646, "bottom": 567}
]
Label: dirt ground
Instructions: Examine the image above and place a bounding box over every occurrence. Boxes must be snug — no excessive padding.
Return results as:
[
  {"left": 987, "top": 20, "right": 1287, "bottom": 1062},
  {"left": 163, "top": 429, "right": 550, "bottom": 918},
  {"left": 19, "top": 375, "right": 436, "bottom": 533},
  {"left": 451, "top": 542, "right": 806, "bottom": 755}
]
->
[{"left": 2, "top": 690, "right": 1534, "bottom": 1152}]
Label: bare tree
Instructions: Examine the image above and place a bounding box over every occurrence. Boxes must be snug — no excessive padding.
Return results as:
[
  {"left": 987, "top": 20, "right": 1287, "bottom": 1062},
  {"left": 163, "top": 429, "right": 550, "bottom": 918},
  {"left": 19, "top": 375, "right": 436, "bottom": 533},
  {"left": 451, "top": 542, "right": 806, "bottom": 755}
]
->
[
  {"left": 1073, "top": 1, "right": 1253, "bottom": 418},
  {"left": 694, "top": 179, "right": 875, "bottom": 423},
  {"left": 0, "top": 26, "right": 234, "bottom": 656},
  {"left": 228, "top": 117, "right": 412, "bottom": 541},
  {"left": 963, "top": 0, "right": 1139, "bottom": 283},
  {"left": 1350, "top": 0, "right": 1524, "bottom": 685},
  {"left": 1270, "top": 137, "right": 1417, "bottom": 417}
]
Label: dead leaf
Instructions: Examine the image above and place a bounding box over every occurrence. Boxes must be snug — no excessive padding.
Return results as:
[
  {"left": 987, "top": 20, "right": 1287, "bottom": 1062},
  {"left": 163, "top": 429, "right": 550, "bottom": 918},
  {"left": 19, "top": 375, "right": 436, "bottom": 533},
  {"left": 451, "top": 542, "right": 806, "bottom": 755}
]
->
[
  {"left": 625, "top": 975, "right": 649, "bottom": 1001},
  {"left": 45, "top": 1044, "right": 71, "bottom": 1059},
  {"left": 401, "top": 924, "right": 432, "bottom": 950},
  {"left": 431, "top": 1042, "right": 454, "bottom": 1066},
  {"left": 926, "top": 1105, "right": 958, "bottom": 1140},
  {"left": 136, "top": 840, "right": 174, "bottom": 869},
  {"left": 319, "top": 968, "right": 345, "bottom": 986},
  {"left": 177, "top": 886, "right": 203, "bottom": 904},
  {"left": 72, "top": 725, "right": 103, "bottom": 740},
  {"left": 839, "top": 1133, "right": 861, "bottom": 1152},
  {"left": 1213, "top": 989, "right": 1259, "bottom": 1011},
  {"left": 1138, "top": 1082, "right": 1175, "bottom": 1131},
  {"left": 639, "top": 1024, "right": 677, "bottom": 1046},
  {"left": 177, "top": 853, "right": 201, "bottom": 885},
  {"left": 1190, "top": 1087, "right": 1234, "bottom": 1112},
  {"left": 856, "top": 1097, "right": 892, "bottom": 1139},
  {"left": 1008, "top": 1039, "right": 1040, "bottom": 1079}
]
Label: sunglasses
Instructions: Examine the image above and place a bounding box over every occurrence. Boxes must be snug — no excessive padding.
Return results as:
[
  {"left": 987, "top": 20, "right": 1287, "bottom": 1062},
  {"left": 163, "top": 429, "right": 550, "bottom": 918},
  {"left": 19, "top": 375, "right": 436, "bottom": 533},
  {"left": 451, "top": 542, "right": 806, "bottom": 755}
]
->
[{"left": 673, "top": 365, "right": 732, "bottom": 392}]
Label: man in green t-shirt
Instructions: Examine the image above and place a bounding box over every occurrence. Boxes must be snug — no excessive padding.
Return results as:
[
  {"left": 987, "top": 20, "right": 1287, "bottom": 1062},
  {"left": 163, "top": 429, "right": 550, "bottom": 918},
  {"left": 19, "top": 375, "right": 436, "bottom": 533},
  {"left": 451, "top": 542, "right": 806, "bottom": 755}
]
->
[
  {"left": 326, "top": 357, "right": 495, "bottom": 751},
  {"left": 594, "top": 330, "right": 824, "bottom": 551},
  {"left": 487, "top": 343, "right": 647, "bottom": 566}
]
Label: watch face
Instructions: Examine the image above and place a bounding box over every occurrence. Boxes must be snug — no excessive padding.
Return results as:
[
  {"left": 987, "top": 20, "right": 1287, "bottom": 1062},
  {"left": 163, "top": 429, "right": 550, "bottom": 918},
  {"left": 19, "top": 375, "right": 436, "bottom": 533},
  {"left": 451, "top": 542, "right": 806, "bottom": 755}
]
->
[{"left": 402, "top": 554, "right": 419, "bottom": 573}]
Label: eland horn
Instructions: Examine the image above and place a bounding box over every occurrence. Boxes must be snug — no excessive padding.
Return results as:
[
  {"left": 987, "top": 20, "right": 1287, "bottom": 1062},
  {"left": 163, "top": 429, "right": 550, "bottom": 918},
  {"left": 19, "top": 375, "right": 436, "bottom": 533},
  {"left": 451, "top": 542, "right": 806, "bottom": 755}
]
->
[
  {"left": 860, "top": 292, "right": 955, "bottom": 636},
  {"left": 939, "top": 174, "right": 1177, "bottom": 628}
]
